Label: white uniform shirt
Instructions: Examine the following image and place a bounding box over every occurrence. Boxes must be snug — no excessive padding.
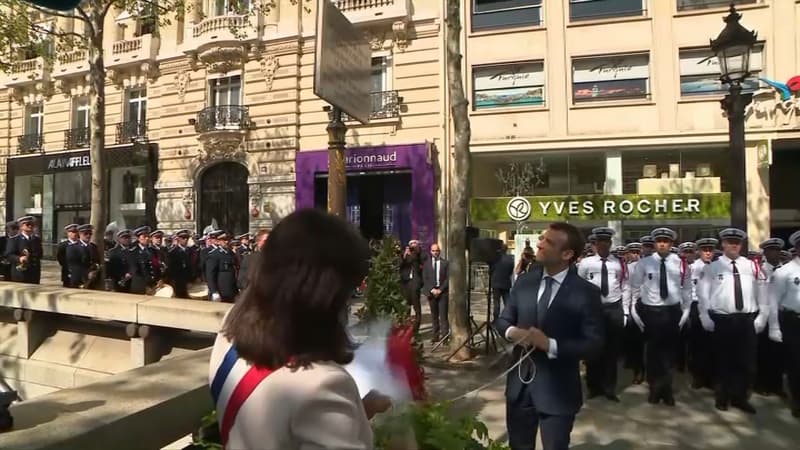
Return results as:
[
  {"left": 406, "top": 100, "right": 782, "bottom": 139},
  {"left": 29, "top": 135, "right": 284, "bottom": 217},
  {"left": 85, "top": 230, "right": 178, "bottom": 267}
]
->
[
  {"left": 762, "top": 261, "right": 782, "bottom": 280},
  {"left": 627, "top": 260, "right": 640, "bottom": 311},
  {"left": 698, "top": 255, "right": 767, "bottom": 315},
  {"left": 577, "top": 254, "right": 630, "bottom": 309},
  {"left": 630, "top": 253, "right": 692, "bottom": 308},
  {"left": 770, "top": 258, "right": 800, "bottom": 313},
  {"left": 690, "top": 259, "right": 712, "bottom": 303}
]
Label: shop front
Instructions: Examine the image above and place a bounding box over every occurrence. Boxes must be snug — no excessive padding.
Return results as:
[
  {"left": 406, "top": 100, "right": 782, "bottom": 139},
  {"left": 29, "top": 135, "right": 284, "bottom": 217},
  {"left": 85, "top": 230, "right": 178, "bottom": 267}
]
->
[
  {"left": 6, "top": 145, "right": 158, "bottom": 257},
  {"left": 471, "top": 147, "right": 732, "bottom": 244},
  {"left": 295, "top": 143, "right": 436, "bottom": 246}
]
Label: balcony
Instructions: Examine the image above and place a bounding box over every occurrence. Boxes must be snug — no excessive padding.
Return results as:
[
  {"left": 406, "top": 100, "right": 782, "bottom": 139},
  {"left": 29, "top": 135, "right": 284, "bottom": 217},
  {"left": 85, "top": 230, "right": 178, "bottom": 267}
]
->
[
  {"left": 339, "top": 90, "right": 402, "bottom": 122},
  {"left": 184, "top": 15, "right": 260, "bottom": 71},
  {"left": 1, "top": 57, "right": 50, "bottom": 87},
  {"left": 193, "top": 106, "right": 252, "bottom": 161},
  {"left": 106, "top": 34, "right": 160, "bottom": 71},
  {"left": 64, "top": 127, "right": 90, "bottom": 149},
  {"left": 116, "top": 120, "right": 148, "bottom": 144},
  {"left": 334, "top": 0, "right": 410, "bottom": 25},
  {"left": 53, "top": 49, "right": 90, "bottom": 79},
  {"left": 17, "top": 133, "right": 44, "bottom": 154}
]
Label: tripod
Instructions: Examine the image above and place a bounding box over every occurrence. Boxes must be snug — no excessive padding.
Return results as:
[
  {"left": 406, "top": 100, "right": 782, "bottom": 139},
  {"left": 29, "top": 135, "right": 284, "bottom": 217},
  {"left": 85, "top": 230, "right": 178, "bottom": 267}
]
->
[{"left": 447, "top": 264, "right": 507, "bottom": 361}]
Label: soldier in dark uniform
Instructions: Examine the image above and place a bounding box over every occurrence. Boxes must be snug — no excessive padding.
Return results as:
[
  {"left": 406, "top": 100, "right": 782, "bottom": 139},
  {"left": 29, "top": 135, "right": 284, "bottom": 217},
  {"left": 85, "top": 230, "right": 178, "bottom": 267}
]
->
[
  {"left": 199, "top": 233, "right": 216, "bottom": 284},
  {"left": 0, "top": 221, "right": 19, "bottom": 281},
  {"left": 107, "top": 229, "right": 132, "bottom": 292},
  {"left": 66, "top": 224, "right": 102, "bottom": 289},
  {"left": 126, "top": 226, "right": 160, "bottom": 295},
  {"left": 188, "top": 234, "right": 203, "bottom": 282},
  {"left": 57, "top": 224, "right": 80, "bottom": 287},
  {"left": 235, "top": 233, "right": 251, "bottom": 259},
  {"left": 206, "top": 231, "right": 238, "bottom": 302},
  {"left": 150, "top": 230, "right": 168, "bottom": 283},
  {"left": 4, "top": 216, "right": 43, "bottom": 284},
  {"left": 167, "top": 229, "right": 192, "bottom": 299}
]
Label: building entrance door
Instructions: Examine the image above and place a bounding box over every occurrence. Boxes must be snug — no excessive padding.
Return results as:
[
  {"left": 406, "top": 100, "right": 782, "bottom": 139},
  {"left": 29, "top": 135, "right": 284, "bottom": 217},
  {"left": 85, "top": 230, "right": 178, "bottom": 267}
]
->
[{"left": 199, "top": 162, "right": 249, "bottom": 236}]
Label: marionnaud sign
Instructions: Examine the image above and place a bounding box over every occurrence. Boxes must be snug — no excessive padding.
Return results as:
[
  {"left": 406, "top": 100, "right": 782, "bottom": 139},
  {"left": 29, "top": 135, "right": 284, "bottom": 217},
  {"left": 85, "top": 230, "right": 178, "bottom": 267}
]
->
[
  {"left": 313, "top": 0, "right": 372, "bottom": 124},
  {"left": 345, "top": 150, "right": 398, "bottom": 169},
  {"left": 471, "top": 193, "right": 731, "bottom": 222}
]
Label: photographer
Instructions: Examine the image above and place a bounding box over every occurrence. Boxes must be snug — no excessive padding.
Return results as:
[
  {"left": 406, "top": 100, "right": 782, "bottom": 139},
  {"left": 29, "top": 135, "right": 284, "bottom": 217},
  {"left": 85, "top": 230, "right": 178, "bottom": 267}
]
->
[
  {"left": 515, "top": 242, "right": 536, "bottom": 276},
  {"left": 400, "top": 239, "right": 423, "bottom": 332}
]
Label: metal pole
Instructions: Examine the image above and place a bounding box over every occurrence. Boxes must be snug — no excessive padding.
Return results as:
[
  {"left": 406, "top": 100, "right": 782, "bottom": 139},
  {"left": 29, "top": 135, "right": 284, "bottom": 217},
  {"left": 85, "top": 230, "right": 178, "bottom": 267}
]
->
[
  {"left": 327, "top": 106, "right": 348, "bottom": 218},
  {"left": 721, "top": 82, "right": 753, "bottom": 238}
]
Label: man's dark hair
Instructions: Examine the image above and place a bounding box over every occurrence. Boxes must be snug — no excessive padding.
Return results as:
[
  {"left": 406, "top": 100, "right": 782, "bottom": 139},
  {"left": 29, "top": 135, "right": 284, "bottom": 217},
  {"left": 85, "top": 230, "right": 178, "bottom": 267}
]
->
[
  {"left": 548, "top": 222, "right": 584, "bottom": 263},
  {"left": 223, "top": 209, "right": 370, "bottom": 369}
]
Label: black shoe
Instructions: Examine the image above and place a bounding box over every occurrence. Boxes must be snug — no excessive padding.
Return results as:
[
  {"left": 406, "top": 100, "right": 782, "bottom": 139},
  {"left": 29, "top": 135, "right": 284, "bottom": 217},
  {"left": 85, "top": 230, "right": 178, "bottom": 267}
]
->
[
  {"left": 731, "top": 401, "right": 757, "bottom": 415},
  {"left": 715, "top": 400, "right": 729, "bottom": 411},
  {"left": 663, "top": 396, "right": 676, "bottom": 407},
  {"left": 605, "top": 394, "right": 621, "bottom": 403}
]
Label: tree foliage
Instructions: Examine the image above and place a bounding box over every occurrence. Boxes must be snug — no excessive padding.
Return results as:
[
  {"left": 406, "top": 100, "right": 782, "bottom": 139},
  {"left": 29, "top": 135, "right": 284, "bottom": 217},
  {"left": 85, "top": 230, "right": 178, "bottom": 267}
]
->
[{"left": 358, "top": 236, "right": 409, "bottom": 324}]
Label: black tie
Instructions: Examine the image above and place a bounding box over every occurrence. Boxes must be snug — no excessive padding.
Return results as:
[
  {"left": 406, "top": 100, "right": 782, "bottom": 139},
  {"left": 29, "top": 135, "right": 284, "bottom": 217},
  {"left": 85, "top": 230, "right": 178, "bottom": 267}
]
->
[
  {"left": 537, "top": 276, "right": 554, "bottom": 327},
  {"left": 600, "top": 258, "right": 609, "bottom": 297},
  {"left": 659, "top": 257, "right": 669, "bottom": 300},
  {"left": 732, "top": 260, "right": 744, "bottom": 311}
]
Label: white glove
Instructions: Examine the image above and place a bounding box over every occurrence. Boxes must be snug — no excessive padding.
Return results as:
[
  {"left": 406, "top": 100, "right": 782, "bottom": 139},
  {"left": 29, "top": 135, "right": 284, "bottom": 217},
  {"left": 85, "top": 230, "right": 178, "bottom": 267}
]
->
[
  {"left": 754, "top": 314, "right": 767, "bottom": 334},
  {"left": 631, "top": 307, "right": 645, "bottom": 332},
  {"left": 211, "top": 293, "right": 221, "bottom": 302},
  {"left": 699, "top": 313, "right": 715, "bottom": 332},
  {"left": 768, "top": 328, "right": 783, "bottom": 343},
  {"left": 678, "top": 309, "right": 690, "bottom": 329},
  {"left": 623, "top": 315, "right": 629, "bottom": 327}
]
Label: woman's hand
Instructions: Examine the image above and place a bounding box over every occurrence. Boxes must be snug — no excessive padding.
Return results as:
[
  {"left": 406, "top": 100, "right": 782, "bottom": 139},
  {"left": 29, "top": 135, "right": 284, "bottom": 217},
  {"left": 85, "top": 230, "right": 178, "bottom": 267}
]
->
[{"left": 362, "top": 390, "right": 392, "bottom": 419}]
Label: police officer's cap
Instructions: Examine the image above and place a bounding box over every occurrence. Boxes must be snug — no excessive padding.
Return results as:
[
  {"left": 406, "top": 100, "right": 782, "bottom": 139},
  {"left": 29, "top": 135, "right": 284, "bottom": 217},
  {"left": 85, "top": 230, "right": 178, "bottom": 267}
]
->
[
  {"left": 150, "top": 229, "right": 164, "bottom": 238},
  {"left": 678, "top": 242, "right": 697, "bottom": 252},
  {"left": 651, "top": 228, "right": 677, "bottom": 242},
  {"left": 116, "top": 229, "right": 132, "bottom": 239},
  {"left": 64, "top": 223, "right": 79, "bottom": 232},
  {"left": 789, "top": 230, "right": 800, "bottom": 248},
  {"left": 695, "top": 238, "right": 719, "bottom": 248},
  {"left": 587, "top": 234, "right": 597, "bottom": 243},
  {"left": 16, "top": 216, "right": 35, "bottom": 225},
  {"left": 625, "top": 242, "right": 642, "bottom": 252},
  {"left": 614, "top": 245, "right": 626, "bottom": 253},
  {"left": 235, "top": 233, "right": 249, "bottom": 240},
  {"left": 134, "top": 226, "right": 151, "bottom": 236},
  {"left": 781, "top": 250, "right": 791, "bottom": 259},
  {"left": 719, "top": 228, "right": 747, "bottom": 242},
  {"left": 77, "top": 224, "right": 94, "bottom": 233},
  {"left": 215, "top": 231, "right": 229, "bottom": 240},
  {"left": 670, "top": 247, "right": 679, "bottom": 254},
  {"left": 639, "top": 235, "right": 655, "bottom": 245},
  {"left": 175, "top": 229, "right": 191, "bottom": 239},
  {"left": 759, "top": 238, "right": 785, "bottom": 250},
  {"left": 591, "top": 227, "right": 615, "bottom": 240}
]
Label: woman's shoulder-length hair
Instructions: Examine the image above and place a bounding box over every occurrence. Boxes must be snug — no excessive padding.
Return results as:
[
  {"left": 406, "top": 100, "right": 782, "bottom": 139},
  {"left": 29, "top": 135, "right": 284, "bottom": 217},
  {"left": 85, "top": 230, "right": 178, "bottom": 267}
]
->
[{"left": 222, "top": 208, "right": 370, "bottom": 369}]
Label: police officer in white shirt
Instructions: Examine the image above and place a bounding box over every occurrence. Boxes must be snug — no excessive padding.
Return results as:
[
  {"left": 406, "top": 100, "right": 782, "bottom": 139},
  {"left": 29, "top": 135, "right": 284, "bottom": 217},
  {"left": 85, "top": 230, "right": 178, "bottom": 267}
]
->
[
  {"left": 578, "top": 227, "right": 630, "bottom": 402},
  {"left": 769, "top": 230, "right": 800, "bottom": 417},
  {"left": 630, "top": 228, "right": 692, "bottom": 406},
  {"left": 676, "top": 242, "right": 697, "bottom": 373},
  {"left": 697, "top": 228, "right": 768, "bottom": 414},
  {"left": 755, "top": 238, "right": 787, "bottom": 397},
  {"left": 687, "top": 237, "right": 718, "bottom": 390},
  {"left": 623, "top": 242, "right": 646, "bottom": 385},
  {"left": 640, "top": 235, "right": 655, "bottom": 258}
]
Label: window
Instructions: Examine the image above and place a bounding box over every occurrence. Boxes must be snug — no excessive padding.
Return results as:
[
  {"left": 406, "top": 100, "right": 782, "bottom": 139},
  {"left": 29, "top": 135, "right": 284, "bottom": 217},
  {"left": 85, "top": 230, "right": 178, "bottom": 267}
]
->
[
  {"left": 371, "top": 57, "right": 391, "bottom": 93},
  {"left": 677, "top": 0, "right": 756, "bottom": 12},
  {"left": 211, "top": 0, "right": 250, "bottom": 16},
  {"left": 209, "top": 75, "right": 241, "bottom": 107},
  {"left": 621, "top": 148, "right": 730, "bottom": 195},
  {"left": 569, "top": 0, "right": 644, "bottom": 22},
  {"left": 73, "top": 97, "right": 90, "bottom": 129},
  {"left": 126, "top": 88, "right": 147, "bottom": 124},
  {"left": 572, "top": 53, "right": 650, "bottom": 103},
  {"left": 25, "top": 104, "right": 44, "bottom": 136},
  {"left": 472, "top": 0, "right": 542, "bottom": 31},
  {"left": 679, "top": 45, "right": 763, "bottom": 97},
  {"left": 472, "top": 61, "right": 545, "bottom": 109}
]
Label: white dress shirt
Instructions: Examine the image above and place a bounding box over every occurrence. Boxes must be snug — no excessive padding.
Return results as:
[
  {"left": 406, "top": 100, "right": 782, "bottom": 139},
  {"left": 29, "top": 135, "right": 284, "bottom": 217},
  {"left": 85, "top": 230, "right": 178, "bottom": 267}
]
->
[
  {"left": 630, "top": 253, "right": 692, "bottom": 309},
  {"left": 577, "top": 254, "right": 631, "bottom": 310},
  {"left": 762, "top": 261, "right": 782, "bottom": 280},
  {"left": 505, "top": 267, "right": 569, "bottom": 360},
  {"left": 770, "top": 258, "right": 800, "bottom": 314},
  {"left": 698, "top": 255, "right": 767, "bottom": 315},
  {"left": 627, "top": 260, "right": 640, "bottom": 312},
  {"left": 690, "top": 259, "right": 711, "bottom": 303}
]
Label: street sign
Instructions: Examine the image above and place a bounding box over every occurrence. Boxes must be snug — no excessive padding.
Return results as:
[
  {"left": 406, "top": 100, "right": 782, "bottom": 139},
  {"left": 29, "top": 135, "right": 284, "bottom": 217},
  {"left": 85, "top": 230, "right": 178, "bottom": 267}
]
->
[{"left": 314, "top": 0, "right": 372, "bottom": 124}]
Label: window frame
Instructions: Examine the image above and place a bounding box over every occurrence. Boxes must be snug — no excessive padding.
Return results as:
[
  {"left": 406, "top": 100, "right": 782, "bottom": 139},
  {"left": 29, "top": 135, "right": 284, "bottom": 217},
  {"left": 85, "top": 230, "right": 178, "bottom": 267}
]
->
[
  {"left": 25, "top": 104, "right": 45, "bottom": 136},
  {"left": 208, "top": 75, "right": 242, "bottom": 107},
  {"left": 471, "top": 60, "right": 546, "bottom": 110},
  {"left": 571, "top": 52, "right": 651, "bottom": 104},
  {"left": 73, "top": 97, "right": 90, "bottom": 129},
  {"left": 568, "top": 0, "right": 646, "bottom": 22},
  {"left": 126, "top": 88, "right": 148, "bottom": 124},
  {"left": 676, "top": 0, "right": 757, "bottom": 13},
  {"left": 471, "top": 0, "right": 544, "bottom": 32},
  {"left": 678, "top": 44, "right": 764, "bottom": 97}
]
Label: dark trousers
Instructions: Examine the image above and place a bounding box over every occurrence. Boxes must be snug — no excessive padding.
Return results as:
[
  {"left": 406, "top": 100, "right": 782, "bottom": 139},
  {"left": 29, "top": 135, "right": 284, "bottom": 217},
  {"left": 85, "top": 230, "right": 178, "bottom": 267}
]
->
[
  {"left": 507, "top": 390, "right": 575, "bottom": 450},
  {"left": 492, "top": 288, "right": 510, "bottom": 323},
  {"left": 687, "top": 302, "right": 714, "bottom": 389},
  {"left": 755, "top": 328, "right": 785, "bottom": 395},
  {"left": 428, "top": 292, "right": 449, "bottom": 338},
  {"left": 401, "top": 280, "right": 422, "bottom": 332},
  {"left": 586, "top": 301, "right": 624, "bottom": 396},
  {"left": 173, "top": 281, "right": 189, "bottom": 299},
  {"left": 624, "top": 318, "right": 645, "bottom": 376},
  {"left": 711, "top": 312, "right": 757, "bottom": 404},
  {"left": 779, "top": 311, "right": 800, "bottom": 411},
  {"left": 639, "top": 303, "right": 681, "bottom": 400}
]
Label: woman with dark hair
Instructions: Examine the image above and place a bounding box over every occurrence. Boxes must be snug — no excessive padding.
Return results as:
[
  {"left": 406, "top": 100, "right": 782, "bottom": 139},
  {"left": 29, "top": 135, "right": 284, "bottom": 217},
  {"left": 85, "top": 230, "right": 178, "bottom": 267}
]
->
[{"left": 209, "top": 209, "right": 390, "bottom": 449}]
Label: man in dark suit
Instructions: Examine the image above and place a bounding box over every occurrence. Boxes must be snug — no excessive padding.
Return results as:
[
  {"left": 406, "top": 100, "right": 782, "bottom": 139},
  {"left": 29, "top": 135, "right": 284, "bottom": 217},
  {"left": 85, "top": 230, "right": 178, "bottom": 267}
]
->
[
  {"left": 126, "top": 226, "right": 160, "bottom": 295},
  {"left": 495, "top": 222, "right": 604, "bottom": 450},
  {"left": 238, "top": 229, "right": 268, "bottom": 291},
  {"left": 206, "top": 231, "right": 239, "bottom": 302},
  {"left": 167, "top": 229, "right": 193, "bottom": 298},
  {"left": 66, "top": 224, "right": 102, "bottom": 289},
  {"left": 400, "top": 239, "right": 423, "bottom": 332},
  {"left": 57, "top": 224, "right": 80, "bottom": 287},
  {"left": 422, "top": 243, "right": 449, "bottom": 342},
  {"left": 491, "top": 243, "right": 515, "bottom": 322},
  {"left": 4, "top": 216, "right": 43, "bottom": 284},
  {"left": 107, "top": 229, "right": 132, "bottom": 292}
]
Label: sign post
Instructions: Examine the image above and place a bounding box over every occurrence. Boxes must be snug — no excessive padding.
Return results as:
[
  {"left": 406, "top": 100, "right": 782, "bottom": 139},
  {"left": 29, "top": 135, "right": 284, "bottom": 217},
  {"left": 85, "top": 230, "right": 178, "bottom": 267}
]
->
[{"left": 314, "top": 0, "right": 371, "bottom": 218}]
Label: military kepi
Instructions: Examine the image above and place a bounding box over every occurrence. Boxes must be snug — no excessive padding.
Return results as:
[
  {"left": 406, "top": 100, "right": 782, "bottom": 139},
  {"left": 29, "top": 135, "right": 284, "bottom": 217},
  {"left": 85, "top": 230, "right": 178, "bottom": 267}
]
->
[
  {"left": 696, "top": 238, "right": 719, "bottom": 248},
  {"left": 134, "top": 226, "right": 151, "bottom": 236},
  {"left": 651, "top": 227, "right": 677, "bottom": 241},
  {"left": 16, "top": 216, "right": 35, "bottom": 225},
  {"left": 64, "top": 223, "right": 79, "bottom": 232},
  {"left": 719, "top": 228, "right": 747, "bottom": 241},
  {"left": 77, "top": 224, "right": 94, "bottom": 233},
  {"left": 759, "top": 238, "right": 785, "bottom": 250},
  {"left": 789, "top": 230, "right": 800, "bottom": 248},
  {"left": 592, "top": 227, "right": 615, "bottom": 240}
]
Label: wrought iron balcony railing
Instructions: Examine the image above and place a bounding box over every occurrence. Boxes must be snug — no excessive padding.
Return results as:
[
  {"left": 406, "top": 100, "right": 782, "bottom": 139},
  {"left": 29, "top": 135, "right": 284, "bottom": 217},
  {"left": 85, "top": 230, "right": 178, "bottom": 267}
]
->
[
  {"left": 194, "top": 105, "right": 252, "bottom": 133},
  {"left": 334, "top": 0, "right": 395, "bottom": 11},
  {"left": 64, "top": 127, "right": 90, "bottom": 149},
  {"left": 116, "top": 120, "right": 148, "bottom": 144},
  {"left": 18, "top": 133, "right": 44, "bottom": 153},
  {"left": 339, "top": 90, "right": 402, "bottom": 121}
]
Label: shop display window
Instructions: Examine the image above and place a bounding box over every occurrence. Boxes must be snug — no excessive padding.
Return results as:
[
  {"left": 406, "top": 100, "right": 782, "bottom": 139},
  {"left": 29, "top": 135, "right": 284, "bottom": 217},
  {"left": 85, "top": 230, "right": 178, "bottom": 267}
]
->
[{"left": 621, "top": 148, "right": 730, "bottom": 195}]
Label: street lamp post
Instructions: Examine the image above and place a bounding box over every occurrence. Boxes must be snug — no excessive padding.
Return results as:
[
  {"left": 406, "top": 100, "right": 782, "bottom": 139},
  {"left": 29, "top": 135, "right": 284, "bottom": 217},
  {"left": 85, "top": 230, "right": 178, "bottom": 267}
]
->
[{"left": 710, "top": 4, "right": 757, "bottom": 235}]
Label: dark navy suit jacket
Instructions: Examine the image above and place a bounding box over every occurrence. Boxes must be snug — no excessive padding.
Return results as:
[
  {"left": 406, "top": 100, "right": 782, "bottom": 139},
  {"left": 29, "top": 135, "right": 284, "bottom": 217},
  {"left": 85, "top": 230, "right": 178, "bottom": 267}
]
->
[{"left": 495, "top": 266, "right": 604, "bottom": 416}]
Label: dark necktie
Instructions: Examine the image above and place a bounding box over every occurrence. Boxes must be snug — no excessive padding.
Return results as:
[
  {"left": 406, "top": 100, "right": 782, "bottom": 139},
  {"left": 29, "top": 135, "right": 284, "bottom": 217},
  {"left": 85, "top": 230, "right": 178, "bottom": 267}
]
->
[
  {"left": 659, "top": 257, "right": 669, "bottom": 300},
  {"left": 537, "top": 276, "right": 554, "bottom": 327},
  {"left": 732, "top": 260, "right": 744, "bottom": 311},
  {"left": 600, "top": 258, "right": 609, "bottom": 297}
]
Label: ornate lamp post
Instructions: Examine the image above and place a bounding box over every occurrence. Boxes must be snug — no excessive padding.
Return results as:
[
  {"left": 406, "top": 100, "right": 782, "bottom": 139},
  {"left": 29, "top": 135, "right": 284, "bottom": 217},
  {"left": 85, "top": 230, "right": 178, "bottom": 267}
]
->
[{"left": 710, "top": 4, "right": 757, "bottom": 234}]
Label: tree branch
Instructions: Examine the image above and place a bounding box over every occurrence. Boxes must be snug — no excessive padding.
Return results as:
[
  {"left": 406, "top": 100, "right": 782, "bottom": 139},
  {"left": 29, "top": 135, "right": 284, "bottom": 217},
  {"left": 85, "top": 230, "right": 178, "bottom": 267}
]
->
[
  {"left": 25, "top": 3, "right": 88, "bottom": 23},
  {"left": 76, "top": 5, "right": 96, "bottom": 37}
]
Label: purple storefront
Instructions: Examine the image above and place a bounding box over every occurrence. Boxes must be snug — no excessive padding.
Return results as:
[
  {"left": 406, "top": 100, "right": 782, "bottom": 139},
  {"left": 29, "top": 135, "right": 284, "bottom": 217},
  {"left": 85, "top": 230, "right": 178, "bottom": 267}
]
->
[{"left": 295, "top": 143, "right": 436, "bottom": 247}]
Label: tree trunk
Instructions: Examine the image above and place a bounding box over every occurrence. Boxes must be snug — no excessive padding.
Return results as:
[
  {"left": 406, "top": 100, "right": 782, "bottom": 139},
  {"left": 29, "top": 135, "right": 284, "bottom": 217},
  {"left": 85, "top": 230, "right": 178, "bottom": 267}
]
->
[
  {"left": 88, "top": 4, "right": 107, "bottom": 279},
  {"left": 445, "top": 0, "right": 472, "bottom": 361}
]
